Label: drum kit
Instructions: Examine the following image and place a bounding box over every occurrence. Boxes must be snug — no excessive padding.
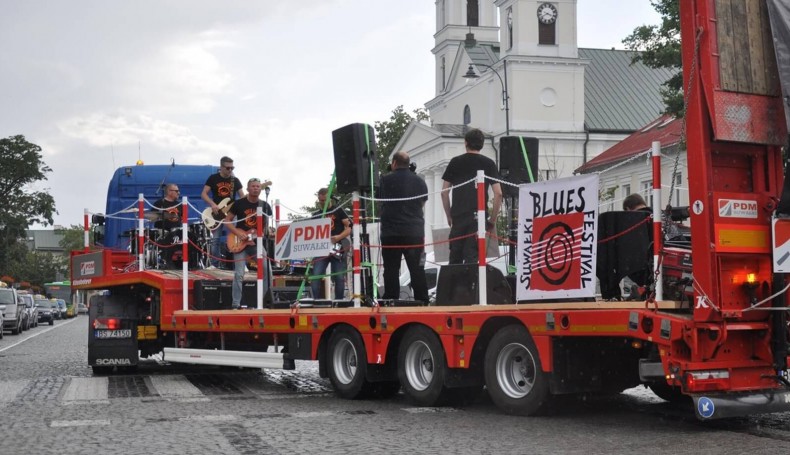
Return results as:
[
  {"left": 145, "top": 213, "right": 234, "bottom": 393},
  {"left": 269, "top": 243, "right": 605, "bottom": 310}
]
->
[{"left": 123, "top": 209, "right": 211, "bottom": 270}]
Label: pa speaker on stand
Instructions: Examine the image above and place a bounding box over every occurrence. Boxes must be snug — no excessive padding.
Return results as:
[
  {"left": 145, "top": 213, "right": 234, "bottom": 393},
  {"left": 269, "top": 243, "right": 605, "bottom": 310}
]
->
[
  {"left": 499, "top": 136, "right": 539, "bottom": 198},
  {"left": 332, "top": 123, "right": 380, "bottom": 194}
]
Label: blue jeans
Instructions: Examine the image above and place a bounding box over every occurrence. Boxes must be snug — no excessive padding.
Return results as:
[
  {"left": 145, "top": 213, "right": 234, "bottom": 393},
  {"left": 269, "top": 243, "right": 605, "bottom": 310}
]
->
[
  {"left": 232, "top": 244, "right": 269, "bottom": 308},
  {"left": 311, "top": 254, "right": 346, "bottom": 299}
]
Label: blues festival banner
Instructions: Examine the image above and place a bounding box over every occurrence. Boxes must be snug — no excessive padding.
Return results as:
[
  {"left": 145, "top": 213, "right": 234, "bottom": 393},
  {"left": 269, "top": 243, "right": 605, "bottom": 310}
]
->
[{"left": 516, "top": 174, "right": 599, "bottom": 300}]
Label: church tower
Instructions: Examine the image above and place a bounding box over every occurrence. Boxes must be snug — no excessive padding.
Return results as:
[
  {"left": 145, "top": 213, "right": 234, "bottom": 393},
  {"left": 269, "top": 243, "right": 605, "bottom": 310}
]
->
[
  {"left": 433, "top": 0, "right": 499, "bottom": 95},
  {"left": 495, "top": 0, "right": 578, "bottom": 58}
]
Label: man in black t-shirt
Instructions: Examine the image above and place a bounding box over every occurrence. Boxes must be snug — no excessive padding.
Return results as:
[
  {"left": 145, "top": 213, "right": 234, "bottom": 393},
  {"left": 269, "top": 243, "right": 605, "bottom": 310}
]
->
[
  {"left": 441, "top": 128, "right": 503, "bottom": 264},
  {"left": 152, "top": 183, "right": 182, "bottom": 231},
  {"left": 380, "top": 151, "right": 429, "bottom": 303},
  {"left": 310, "top": 188, "right": 351, "bottom": 300},
  {"left": 201, "top": 156, "right": 245, "bottom": 268},
  {"left": 225, "top": 178, "right": 272, "bottom": 309}
]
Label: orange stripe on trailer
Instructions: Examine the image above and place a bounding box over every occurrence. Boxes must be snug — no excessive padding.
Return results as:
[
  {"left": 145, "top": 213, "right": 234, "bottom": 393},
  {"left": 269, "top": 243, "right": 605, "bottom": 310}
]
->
[{"left": 714, "top": 224, "right": 770, "bottom": 253}]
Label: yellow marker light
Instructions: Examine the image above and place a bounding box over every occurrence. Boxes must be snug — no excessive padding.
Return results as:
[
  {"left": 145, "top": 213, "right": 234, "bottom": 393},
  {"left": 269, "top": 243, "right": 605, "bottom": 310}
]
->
[{"left": 746, "top": 273, "right": 757, "bottom": 284}]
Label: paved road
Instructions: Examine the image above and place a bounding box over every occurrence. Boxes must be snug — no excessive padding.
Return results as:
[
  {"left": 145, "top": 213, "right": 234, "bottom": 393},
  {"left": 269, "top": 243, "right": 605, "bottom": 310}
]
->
[{"left": 1, "top": 318, "right": 790, "bottom": 454}]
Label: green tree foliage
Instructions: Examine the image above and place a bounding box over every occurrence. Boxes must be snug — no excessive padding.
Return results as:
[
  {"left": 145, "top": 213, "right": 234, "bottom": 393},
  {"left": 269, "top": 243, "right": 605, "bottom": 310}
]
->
[
  {"left": 374, "top": 105, "right": 429, "bottom": 174},
  {"left": 622, "top": 0, "right": 683, "bottom": 117},
  {"left": 0, "top": 135, "right": 57, "bottom": 279},
  {"left": 58, "top": 224, "right": 92, "bottom": 254}
]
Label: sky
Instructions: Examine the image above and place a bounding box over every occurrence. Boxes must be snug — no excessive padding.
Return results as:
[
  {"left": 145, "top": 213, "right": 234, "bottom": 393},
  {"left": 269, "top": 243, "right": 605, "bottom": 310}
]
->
[{"left": 0, "top": 0, "right": 660, "bottom": 228}]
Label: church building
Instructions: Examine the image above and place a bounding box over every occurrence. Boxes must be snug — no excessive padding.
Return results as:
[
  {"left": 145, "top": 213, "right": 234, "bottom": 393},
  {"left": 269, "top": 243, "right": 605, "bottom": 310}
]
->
[{"left": 395, "top": 0, "right": 673, "bottom": 240}]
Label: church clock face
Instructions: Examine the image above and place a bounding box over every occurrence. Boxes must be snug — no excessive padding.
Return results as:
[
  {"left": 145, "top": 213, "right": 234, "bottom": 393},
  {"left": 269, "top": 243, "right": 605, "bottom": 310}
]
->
[{"left": 537, "top": 3, "right": 558, "bottom": 24}]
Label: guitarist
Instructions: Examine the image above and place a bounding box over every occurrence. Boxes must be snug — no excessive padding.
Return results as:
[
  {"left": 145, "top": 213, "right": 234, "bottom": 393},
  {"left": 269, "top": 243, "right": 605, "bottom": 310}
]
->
[
  {"left": 310, "top": 187, "right": 351, "bottom": 300},
  {"left": 224, "top": 178, "right": 272, "bottom": 309},
  {"left": 201, "top": 156, "right": 245, "bottom": 268}
]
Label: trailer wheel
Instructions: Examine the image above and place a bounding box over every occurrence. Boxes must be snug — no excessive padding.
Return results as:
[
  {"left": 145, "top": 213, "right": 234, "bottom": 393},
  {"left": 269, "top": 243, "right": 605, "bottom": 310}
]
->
[
  {"left": 648, "top": 382, "right": 690, "bottom": 403},
  {"left": 398, "top": 325, "right": 448, "bottom": 406},
  {"left": 484, "top": 324, "right": 549, "bottom": 416},
  {"left": 326, "top": 326, "right": 371, "bottom": 399}
]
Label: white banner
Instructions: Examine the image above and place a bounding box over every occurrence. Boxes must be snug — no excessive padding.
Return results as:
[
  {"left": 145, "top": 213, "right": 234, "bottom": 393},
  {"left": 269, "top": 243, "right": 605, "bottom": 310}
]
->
[
  {"left": 274, "top": 218, "right": 333, "bottom": 261},
  {"left": 516, "top": 174, "right": 599, "bottom": 300}
]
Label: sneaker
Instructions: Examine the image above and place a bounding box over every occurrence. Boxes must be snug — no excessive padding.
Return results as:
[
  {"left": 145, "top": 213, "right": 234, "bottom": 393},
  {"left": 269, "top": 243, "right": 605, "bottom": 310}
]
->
[{"left": 231, "top": 304, "right": 240, "bottom": 310}]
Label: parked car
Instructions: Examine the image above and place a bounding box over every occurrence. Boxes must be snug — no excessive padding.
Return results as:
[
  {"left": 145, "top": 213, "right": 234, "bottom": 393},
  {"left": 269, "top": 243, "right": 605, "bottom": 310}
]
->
[
  {"left": 17, "top": 293, "right": 38, "bottom": 329},
  {"left": 0, "top": 286, "right": 25, "bottom": 335},
  {"left": 34, "top": 298, "right": 55, "bottom": 325},
  {"left": 76, "top": 302, "right": 88, "bottom": 315},
  {"left": 0, "top": 303, "right": 4, "bottom": 339}
]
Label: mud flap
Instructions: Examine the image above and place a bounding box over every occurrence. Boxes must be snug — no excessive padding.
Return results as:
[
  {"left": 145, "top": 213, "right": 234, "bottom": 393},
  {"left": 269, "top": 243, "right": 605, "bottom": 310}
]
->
[{"left": 693, "top": 389, "right": 790, "bottom": 419}]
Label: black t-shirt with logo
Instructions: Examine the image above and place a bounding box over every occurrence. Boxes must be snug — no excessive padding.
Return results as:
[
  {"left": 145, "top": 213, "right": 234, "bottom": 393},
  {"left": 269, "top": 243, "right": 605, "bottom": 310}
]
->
[
  {"left": 152, "top": 198, "right": 182, "bottom": 230},
  {"left": 312, "top": 205, "right": 350, "bottom": 237},
  {"left": 229, "top": 197, "right": 272, "bottom": 232},
  {"left": 204, "top": 173, "right": 243, "bottom": 204}
]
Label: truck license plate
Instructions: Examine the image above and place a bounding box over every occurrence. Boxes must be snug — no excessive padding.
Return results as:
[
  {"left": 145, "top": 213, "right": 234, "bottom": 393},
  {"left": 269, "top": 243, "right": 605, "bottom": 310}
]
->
[{"left": 95, "top": 329, "right": 132, "bottom": 339}]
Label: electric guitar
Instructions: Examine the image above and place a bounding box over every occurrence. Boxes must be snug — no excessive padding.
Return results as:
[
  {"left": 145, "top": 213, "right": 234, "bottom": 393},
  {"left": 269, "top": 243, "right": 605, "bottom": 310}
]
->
[
  {"left": 329, "top": 237, "right": 352, "bottom": 259},
  {"left": 201, "top": 198, "right": 234, "bottom": 231},
  {"left": 226, "top": 231, "right": 257, "bottom": 254}
]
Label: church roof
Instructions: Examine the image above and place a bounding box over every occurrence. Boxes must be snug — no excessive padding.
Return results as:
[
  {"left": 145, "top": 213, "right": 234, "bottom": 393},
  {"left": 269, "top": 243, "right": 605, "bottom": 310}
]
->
[
  {"left": 575, "top": 114, "right": 683, "bottom": 173},
  {"left": 579, "top": 48, "right": 677, "bottom": 133}
]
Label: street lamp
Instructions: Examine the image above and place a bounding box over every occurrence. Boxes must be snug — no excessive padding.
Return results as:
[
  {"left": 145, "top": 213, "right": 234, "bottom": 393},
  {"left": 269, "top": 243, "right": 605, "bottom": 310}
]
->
[{"left": 463, "top": 61, "right": 510, "bottom": 136}]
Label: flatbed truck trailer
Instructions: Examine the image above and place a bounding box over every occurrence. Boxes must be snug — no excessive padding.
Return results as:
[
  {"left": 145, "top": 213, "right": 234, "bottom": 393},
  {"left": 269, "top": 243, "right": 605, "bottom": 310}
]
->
[{"left": 71, "top": 0, "right": 790, "bottom": 420}]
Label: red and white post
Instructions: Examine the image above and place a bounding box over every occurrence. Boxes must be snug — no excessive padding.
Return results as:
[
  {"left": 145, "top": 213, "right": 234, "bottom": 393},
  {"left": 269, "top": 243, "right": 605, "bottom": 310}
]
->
[
  {"left": 352, "top": 192, "right": 361, "bottom": 307},
  {"left": 651, "top": 141, "right": 663, "bottom": 300},
  {"left": 137, "top": 193, "right": 145, "bottom": 272},
  {"left": 476, "top": 170, "right": 488, "bottom": 306},
  {"left": 181, "top": 196, "right": 189, "bottom": 310},
  {"left": 256, "top": 206, "right": 264, "bottom": 309},
  {"left": 83, "top": 208, "right": 90, "bottom": 252}
]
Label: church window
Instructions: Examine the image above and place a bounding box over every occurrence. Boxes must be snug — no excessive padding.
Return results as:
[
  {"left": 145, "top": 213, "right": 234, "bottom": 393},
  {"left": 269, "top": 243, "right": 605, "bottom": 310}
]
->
[
  {"left": 467, "top": 0, "right": 478, "bottom": 27},
  {"left": 463, "top": 105, "right": 471, "bottom": 126},
  {"left": 507, "top": 7, "right": 513, "bottom": 50},
  {"left": 538, "top": 22, "right": 556, "bottom": 45},
  {"left": 441, "top": 57, "right": 446, "bottom": 91}
]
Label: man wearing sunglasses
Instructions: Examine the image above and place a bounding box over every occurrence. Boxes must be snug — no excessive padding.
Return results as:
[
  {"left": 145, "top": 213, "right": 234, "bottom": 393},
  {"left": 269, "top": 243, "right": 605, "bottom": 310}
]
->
[
  {"left": 152, "top": 183, "right": 183, "bottom": 231},
  {"left": 201, "top": 156, "right": 245, "bottom": 268},
  {"left": 225, "top": 178, "right": 272, "bottom": 309}
]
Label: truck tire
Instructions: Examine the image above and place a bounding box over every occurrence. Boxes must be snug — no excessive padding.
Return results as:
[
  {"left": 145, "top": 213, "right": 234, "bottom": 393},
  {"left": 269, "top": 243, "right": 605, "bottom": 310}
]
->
[
  {"left": 398, "top": 325, "right": 449, "bottom": 406},
  {"left": 484, "top": 324, "right": 550, "bottom": 416},
  {"left": 648, "top": 381, "right": 690, "bottom": 403},
  {"left": 326, "top": 326, "right": 371, "bottom": 399}
]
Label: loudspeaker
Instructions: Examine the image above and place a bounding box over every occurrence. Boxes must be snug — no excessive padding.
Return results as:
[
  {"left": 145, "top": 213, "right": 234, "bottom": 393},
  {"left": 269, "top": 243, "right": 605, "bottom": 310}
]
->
[
  {"left": 434, "top": 264, "right": 513, "bottom": 306},
  {"left": 193, "top": 280, "right": 233, "bottom": 310},
  {"left": 332, "top": 123, "right": 379, "bottom": 194},
  {"left": 499, "top": 136, "right": 539, "bottom": 197}
]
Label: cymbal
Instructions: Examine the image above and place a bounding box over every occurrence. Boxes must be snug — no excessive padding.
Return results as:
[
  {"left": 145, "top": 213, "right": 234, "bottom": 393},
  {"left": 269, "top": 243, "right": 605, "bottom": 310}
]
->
[{"left": 144, "top": 211, "right": 161, "bottom": 222}]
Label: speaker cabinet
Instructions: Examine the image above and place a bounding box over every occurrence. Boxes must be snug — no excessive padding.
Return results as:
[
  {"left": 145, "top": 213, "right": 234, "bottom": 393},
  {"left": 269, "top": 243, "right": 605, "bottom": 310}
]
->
[
  {"left": 332, "top": 123, "right": 379, "bottom": 194},
  {"left": 499, "top": 136, "right": 539, "bottom": 197},
  {"left": 435, "top": 264, "right": 513, "bottom": 306}
]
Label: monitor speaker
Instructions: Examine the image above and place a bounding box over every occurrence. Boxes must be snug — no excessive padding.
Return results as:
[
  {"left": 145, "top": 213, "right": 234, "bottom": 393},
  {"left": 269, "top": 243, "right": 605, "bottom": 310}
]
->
[
  {"left": 332, "top": 123, "right": 379, "bottom": 194},
  {"left": 499, "top": 136, "right": 539, "bottom": 197},
  {"left": 434, "top": 264, "right": 513, "bottom": 306}
]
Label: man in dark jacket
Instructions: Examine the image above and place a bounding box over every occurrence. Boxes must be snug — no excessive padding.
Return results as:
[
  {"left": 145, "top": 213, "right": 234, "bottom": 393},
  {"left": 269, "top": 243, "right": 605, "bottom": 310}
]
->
[{"left": 379, "top": 151, "right": 429, "bottom": 303}]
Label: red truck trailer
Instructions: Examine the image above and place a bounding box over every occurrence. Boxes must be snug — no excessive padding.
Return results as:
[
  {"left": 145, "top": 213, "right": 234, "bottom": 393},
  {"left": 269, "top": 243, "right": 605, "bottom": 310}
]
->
[{"left": 72, "top": 0, "right": 790, "bottom": 419}]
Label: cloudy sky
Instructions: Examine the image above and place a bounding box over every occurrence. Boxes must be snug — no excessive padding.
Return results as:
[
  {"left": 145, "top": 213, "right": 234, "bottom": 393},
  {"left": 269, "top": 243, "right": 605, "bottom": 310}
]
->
[{"left": 0, "top": 0, "right": 659, "bottom": 228}]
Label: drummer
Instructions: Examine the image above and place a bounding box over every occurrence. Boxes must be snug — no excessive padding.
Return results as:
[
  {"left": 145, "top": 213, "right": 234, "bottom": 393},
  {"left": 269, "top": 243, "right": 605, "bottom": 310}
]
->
[{"left": 152, "top": 183, "right": 182, "bottom": 231}]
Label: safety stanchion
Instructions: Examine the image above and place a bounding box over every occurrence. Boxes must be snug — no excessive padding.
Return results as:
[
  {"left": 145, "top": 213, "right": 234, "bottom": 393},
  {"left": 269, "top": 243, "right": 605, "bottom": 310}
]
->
[
  {"left": 477, "top": 170, "right": 487, "bottom": 306},
  {"left": 256, "top": 206, "right": 264, "bottom": 310},
  {"left": 83, "top": 208, "right": 90, "bottom": 252},
  {"left": 353, "top": 192, "right": 361, "bottom": 307},
  {"left": 652, "top": 141, "right": 663, "bottom": 300},
  {"left": 181, "top": 196, "right": 189, "bottom": 310},
  {"left": 137, "top": 193, "right": 145, "bottom": 272}
]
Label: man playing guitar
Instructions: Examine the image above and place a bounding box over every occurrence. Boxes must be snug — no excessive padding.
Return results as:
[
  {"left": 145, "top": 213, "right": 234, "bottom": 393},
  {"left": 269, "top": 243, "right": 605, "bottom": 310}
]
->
[
  {"left": 310, "top": 187, "right": 351, "bottom": 300},
  {"left": 224, "top": 178, "right": 272, "bottom": 309},
  {"left": 201, "top": 156, "right": 245, "bottom": 268}
]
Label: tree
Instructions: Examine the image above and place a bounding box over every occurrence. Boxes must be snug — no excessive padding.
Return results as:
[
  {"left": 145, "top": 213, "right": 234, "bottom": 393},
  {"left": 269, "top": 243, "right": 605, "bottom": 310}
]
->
[
  {"left": 622, "top": 0, "right": 683, "bottom": 117},
  {"left": 0, "top": 135, "right": 57, "bottom": 276},
  {"left": 58, "top": 224, "right": 92, "bottom": 253},
  {"left": 374, "top": 105, "right": 429, "bottom": 174}
]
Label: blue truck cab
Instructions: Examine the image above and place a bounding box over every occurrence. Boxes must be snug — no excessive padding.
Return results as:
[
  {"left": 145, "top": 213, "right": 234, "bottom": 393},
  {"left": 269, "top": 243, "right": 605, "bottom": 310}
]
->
[{"left": 94, "top": 163, "right": 216, "bottom": 249}]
